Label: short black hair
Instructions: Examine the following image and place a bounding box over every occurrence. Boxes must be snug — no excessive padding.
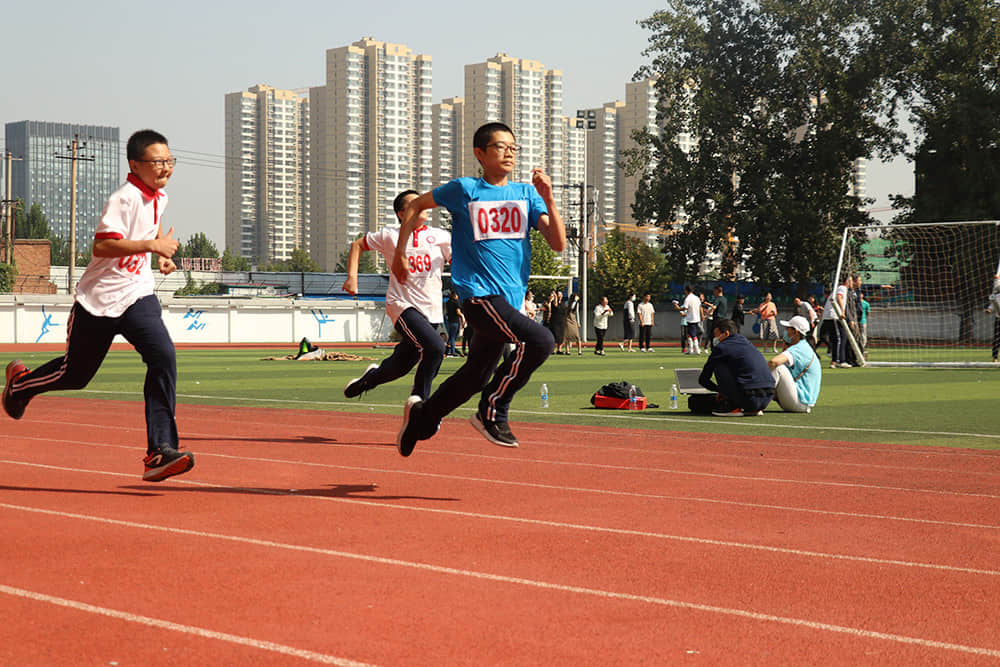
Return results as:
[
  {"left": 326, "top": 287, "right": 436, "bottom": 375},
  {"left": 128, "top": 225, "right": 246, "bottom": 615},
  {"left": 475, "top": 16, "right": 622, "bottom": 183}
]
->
[
  {"left": 713, "top": 318, "right": 738, "bottom": 335},
  {"left": 473, "top": 122, "right": 514, "bottom": 150},
  {"left": 393, "top": 189, "right": 419, "bottom": 216},
  {"left": 127, "top": 129, "right": 168, "bottom": 161}
]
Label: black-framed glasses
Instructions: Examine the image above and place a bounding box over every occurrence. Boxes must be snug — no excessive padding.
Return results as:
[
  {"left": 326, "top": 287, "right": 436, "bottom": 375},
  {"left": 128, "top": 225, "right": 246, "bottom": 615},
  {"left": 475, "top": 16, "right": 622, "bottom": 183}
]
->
[
  {"left": 137, "top": 158, "right": 177, "bottom": 167},
  {"left": 486, "top": 142, "right": 521, "bottom": 154}
]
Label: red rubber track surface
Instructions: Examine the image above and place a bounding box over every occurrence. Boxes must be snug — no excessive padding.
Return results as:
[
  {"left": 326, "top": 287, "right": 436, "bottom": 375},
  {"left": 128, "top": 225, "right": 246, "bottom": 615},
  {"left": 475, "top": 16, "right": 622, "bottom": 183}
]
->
[{"left": 2, "top": 396, "right": 999, "bottom": 665}]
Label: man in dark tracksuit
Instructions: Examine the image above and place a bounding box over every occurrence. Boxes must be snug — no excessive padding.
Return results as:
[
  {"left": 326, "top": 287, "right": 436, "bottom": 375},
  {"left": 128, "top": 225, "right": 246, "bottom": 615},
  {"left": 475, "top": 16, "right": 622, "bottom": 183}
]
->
[{"left": 698, "top": 318, "right": 775, "bottom": 417}]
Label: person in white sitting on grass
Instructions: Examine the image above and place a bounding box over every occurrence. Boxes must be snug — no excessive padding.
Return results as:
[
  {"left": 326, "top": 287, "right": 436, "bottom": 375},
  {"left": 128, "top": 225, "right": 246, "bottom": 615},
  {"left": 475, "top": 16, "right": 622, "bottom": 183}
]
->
[{"left": 768, "top": 315, "right": 822, "bottom": 413}]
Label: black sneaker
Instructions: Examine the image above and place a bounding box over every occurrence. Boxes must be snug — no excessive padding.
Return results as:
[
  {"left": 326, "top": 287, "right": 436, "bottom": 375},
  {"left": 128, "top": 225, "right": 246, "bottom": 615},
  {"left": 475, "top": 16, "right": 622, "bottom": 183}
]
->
[
  {"left": 344, "top": 363, "right": 378, "bottom": 398},
  {"left": 3, "top": 359, "right": 30, "bottom": 420},
  {"left": 469, "top": 412, "right": 519, "bottom": 448},
  {"left": 142, "top": 447, "right": 195, "bottom": 482},
  {"left": 397, "top": 395, "right": 425, "bottom": 457}
]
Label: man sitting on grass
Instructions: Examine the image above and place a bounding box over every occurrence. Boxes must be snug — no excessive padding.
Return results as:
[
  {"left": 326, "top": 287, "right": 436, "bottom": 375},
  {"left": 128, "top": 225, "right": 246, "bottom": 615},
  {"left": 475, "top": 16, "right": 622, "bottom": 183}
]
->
[{"left": 697, "top": 318, "right": 775, "bottom": 417}]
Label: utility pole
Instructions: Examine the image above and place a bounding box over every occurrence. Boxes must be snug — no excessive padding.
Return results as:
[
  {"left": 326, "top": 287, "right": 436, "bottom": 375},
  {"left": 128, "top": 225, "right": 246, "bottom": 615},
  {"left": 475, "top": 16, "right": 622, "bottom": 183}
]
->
[
  {"left": 55, "top": 136, "right": 95, "bottom": 292},
  {"left": 2, "top": 151, "right": 24, "bottom": 263}
]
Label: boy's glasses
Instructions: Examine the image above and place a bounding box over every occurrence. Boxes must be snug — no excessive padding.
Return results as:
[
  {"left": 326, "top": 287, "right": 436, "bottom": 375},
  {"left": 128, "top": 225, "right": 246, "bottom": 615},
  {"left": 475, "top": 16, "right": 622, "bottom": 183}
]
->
[
  {"left": 137, "top": 158, "right": 177, "bottom": 167},
  {"left": 486, "top": 142, "right": 521, "bottom": 154}
]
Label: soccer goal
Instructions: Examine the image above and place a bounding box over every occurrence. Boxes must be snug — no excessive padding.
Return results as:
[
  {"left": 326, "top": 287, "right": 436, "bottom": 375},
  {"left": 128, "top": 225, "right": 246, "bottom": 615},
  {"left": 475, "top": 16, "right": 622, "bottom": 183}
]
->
[{"left": 835, "top": 220, "right": 1000, "bottom": 367}]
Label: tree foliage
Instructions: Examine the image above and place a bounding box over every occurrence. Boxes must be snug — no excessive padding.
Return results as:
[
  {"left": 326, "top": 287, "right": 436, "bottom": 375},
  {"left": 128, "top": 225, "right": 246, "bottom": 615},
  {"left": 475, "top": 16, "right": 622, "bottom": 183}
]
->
[
  {"left": 528, "top": 230, "right": 571, "bottom": 297},
  {"left": 174, "top": 232, "right": 219, "bottom": 260},
  {"left": 335, "top": 236, "right": 378, "bottom": 274},
  {"left": 629, "top": 0, "right": 907, "bottom": 286},
  {"left": 895, "top": 0, "right": 1000, "bottom": 223},
  {"left": 261, "top": 247, "right": 322, "bottom": 273},
  {"left": 590, "top": 228, "right": 671, "bottom": 306},
  {"left": 221, "top": 247, "right": 251, "bottom": 271}
]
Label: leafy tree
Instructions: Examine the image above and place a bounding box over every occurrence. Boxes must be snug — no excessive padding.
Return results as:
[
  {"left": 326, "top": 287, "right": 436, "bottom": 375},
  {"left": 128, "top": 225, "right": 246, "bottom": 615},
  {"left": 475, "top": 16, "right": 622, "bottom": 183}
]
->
[
  {"left": 629, "top": 0, "right": 906, "bottom": 286},
  {"left": 221, "top": 247, "right": 251, "bottom": 271},
  {"left": 0, "top": 262, "right": 16, "bottom": 292},
  {"left": 335, "top": 235, "right": 378, "bottom": 273},
  {"left": 174, "top": 232, "right": 219, "bottom": 260},
  {"left": 528, "top": 229, "right": 571, "bottom": 297},
  {"left": 589, "top": 228, "right": 670, "bottom": 306},
  {"left": 886, "top": 0, "right": 1000, "bottom": 340},
  {"left": 286, "top": 247, "right": 321, "bottom": 273},
  {"left": 13, "top": 200, "right": 50, "bottom": 239}
]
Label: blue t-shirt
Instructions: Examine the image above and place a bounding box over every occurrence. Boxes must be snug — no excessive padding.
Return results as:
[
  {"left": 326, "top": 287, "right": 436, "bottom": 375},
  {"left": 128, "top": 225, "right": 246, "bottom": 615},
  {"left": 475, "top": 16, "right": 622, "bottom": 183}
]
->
[
  {"left": 785, "top": 339, "right": 822, "bottom": 406},
  {"left": 433, "top": 177, "right": 547, "bottom": 307}
]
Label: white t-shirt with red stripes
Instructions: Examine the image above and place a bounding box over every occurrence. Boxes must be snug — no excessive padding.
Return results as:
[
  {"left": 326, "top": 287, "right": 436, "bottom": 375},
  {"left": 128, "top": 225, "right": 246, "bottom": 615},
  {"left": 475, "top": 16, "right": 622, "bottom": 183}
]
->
[
  {"left": 364, "top": 225, "right": 451, "bottom": 325},
  {"left": 75, "top": 174, "right": 165, "bottom": 318}
]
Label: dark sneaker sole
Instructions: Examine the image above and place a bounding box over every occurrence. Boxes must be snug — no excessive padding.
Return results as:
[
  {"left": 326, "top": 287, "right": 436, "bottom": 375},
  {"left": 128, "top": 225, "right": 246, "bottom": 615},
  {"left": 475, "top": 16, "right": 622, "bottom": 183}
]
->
[
  {"left": 469, "top": 413, "right": 519, "bottom": 448},
  {"left": 344, "top": 364, "right": 378, "bottom": 398},
  {"left": 397, "top": 395, "right": 423, "bottom": 457},
  {"left": 143, "top": 453, "right": 195, "bottom": 482}
]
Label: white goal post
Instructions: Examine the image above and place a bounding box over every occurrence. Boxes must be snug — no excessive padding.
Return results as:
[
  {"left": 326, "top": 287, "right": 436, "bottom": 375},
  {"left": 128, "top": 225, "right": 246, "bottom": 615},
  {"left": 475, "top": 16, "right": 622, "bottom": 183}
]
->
[{"left": 834, "top": 220, "right": 1000, "bottom": 368}]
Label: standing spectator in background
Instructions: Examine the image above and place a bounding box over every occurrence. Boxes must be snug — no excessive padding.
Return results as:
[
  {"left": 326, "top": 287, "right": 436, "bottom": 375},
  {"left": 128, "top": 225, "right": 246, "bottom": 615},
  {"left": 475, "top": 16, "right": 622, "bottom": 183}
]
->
[
  {"left": 523, "top": 289, "right": 538, "bottom": 321},
  {"left": 795, "top": 296, "right": 817, "bottom": 346},
  {"left": 672, "top": 299, "right": 688, "bottom": 353},
  {"left": 637, "top": 293, "right": 655, "bottom": 352},
  {"left": 593, "top": 296, "right": 613, "bottom": 355},
  {"left": 858, "top": 292, "right": 870, "bottom": 353},
  {"left": 444, "top": 291, "right": 463, "bottom": 357},
  {"left": 549, "top": 291, "right": 566, "bottom": 354},
  {"left": 818, "top": 289, "right": 836, "bottom": 355},
  {"left": 986, "top": 276, "right": 1000, "bottom": 363},
  {"left": 751, "top": 292, "right": 780, "bottom": 353},
  {"left": 680, "top": 285, "right": 702, "bottom": 354},
  {"left": 731, "top": 294, "right": 746, "bottom": 335},
  {"left": 562, "top": 293, "right": 583, "bottom": 356},
  {"left": 620, "top": 292, "right": 636, "bottom": 352},
  {"left": 829, "top": 277, "right": 852, "bottom": 368},
  {"left": 707, "top": 285, "right": 728, "bottom": 351}
]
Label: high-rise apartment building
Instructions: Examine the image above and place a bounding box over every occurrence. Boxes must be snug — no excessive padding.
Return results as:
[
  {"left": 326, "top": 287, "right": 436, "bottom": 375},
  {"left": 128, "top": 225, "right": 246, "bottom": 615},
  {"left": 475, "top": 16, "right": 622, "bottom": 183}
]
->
[
  {"left": 462, "top": 54, "right": 565, "bottom": 185},
  {"left": 4, "top": 121, "right": 119, "bottom": 246},
  {"left": 310, "top": 37, "right": 433, "bottom": 271},
  {"left": 224, "top": 84, "right": 310, "bottom": 263}
]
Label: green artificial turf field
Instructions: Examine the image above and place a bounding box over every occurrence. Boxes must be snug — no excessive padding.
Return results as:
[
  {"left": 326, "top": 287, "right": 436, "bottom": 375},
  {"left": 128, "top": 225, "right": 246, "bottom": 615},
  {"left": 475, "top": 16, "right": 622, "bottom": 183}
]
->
[{"left": 10, "top": 345, "right": 1000, "bottom": 450}]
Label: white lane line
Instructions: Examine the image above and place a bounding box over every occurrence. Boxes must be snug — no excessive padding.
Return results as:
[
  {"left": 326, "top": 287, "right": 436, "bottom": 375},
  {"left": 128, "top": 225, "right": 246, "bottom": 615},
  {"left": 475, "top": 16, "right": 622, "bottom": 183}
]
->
[
  {"left": 70, "top": 389, "right": 1000, "bottom": 441},
  {"left": 3, "top": 452, "right": 999, "bottom": 533},
  {"left": 7, "top": 426, "right": 1000, "bottom": 503},
  {"left": 0, "top": 584, "right": 375, "bottom": 666},
  {"left": 2, "top": 470, "right": 999, "bottom": 578},
  {"left": 1, "top": 504, "right": 998, "bottom": 660}
]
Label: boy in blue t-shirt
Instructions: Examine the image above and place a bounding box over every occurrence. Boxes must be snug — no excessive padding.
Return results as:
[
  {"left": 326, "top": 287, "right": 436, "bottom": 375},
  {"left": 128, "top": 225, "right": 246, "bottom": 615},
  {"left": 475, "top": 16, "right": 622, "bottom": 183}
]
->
[{"left": 390, "top": 122, "right": 566, "bottom": 455}]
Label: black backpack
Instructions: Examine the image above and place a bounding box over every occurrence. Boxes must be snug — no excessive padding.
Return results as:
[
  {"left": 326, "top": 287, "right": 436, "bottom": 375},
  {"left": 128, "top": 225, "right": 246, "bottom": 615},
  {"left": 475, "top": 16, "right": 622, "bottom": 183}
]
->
[{"left": 590, "top": 381, "right": 644, "bottom": 405}]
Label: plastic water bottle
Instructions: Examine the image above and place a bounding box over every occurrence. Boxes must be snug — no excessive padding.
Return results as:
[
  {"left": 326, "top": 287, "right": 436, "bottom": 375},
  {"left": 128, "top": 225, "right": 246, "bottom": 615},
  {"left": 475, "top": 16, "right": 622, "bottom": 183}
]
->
[
  {"left": 670, "top": 384, "right": 678, "bottom": 410},
  {"left": 540, "top": 383, "right": 549, "bottom": 409},
  {"left": 628, "top": 385, "right": 637, "bottom": 410}
]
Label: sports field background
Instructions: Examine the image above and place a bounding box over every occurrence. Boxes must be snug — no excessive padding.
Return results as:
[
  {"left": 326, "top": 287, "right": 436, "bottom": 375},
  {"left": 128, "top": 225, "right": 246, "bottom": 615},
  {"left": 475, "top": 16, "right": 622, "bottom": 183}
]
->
[{"left": 9, "top": 344, "right": 998, "bottom": 450}]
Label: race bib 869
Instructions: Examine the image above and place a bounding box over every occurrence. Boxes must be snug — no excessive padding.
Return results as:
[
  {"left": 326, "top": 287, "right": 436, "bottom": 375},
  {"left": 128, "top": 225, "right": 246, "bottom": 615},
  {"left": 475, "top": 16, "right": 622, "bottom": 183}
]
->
[{"left": 469, "top": 200, "right": 528, "bottom": 242}]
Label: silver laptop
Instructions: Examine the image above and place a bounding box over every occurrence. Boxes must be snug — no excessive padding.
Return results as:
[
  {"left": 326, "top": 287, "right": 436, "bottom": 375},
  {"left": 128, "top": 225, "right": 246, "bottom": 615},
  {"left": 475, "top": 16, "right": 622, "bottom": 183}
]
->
[{"left": 674, "top": 368, "right": 713, "bottom": 395}]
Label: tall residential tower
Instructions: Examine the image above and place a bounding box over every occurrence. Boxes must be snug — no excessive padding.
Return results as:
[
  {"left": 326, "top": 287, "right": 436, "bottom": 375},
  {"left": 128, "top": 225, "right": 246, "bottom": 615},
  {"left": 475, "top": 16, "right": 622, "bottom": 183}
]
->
[
  {"left": 224, "top": 84, "right": 310, "bottom": 263},
  {"left": 310, "top": 37, "right": 433, "bottom": 271}
]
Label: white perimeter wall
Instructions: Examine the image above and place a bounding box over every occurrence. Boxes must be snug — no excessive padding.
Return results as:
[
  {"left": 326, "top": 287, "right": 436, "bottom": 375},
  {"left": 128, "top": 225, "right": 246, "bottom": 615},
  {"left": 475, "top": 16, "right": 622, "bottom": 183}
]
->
[{"left": 0, "top": 295, "right": 390, "bottom": 345}]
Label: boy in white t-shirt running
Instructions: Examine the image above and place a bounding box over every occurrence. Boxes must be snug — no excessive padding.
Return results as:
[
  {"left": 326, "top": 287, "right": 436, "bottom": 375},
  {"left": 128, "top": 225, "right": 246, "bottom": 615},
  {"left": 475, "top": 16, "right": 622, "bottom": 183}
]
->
[
  {"left": 342, "top": 190, "right": 452, "bottom": 400},
  {"left": 2, "top": 129, "right": 193, "bottom": 482}
]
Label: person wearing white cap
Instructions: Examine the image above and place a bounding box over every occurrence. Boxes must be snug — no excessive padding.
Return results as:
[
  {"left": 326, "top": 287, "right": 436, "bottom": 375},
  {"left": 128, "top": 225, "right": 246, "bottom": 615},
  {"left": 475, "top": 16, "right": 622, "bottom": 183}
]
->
[{"left": 768, "top": 315, "right": 822, "bottom": 413}]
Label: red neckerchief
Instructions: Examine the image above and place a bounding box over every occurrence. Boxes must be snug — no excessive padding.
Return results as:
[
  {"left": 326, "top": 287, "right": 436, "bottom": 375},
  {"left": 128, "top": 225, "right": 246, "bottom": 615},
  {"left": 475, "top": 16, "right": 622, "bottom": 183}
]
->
[{"left": 127, "top": 173, "right": 164, "bottom": 226}]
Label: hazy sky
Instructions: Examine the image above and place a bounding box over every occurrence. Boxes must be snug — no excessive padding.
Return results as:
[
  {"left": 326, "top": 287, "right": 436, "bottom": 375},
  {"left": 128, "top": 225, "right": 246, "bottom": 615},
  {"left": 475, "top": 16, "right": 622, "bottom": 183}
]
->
[{"left": 1, "top": 0, "right": 913, "bottom": 249}]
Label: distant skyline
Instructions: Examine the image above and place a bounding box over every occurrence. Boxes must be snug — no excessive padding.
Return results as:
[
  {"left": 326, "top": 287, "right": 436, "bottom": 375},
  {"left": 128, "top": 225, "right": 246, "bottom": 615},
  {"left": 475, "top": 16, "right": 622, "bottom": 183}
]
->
[{"left": 1, "top": 0, "right": 912, "bottom": 251}]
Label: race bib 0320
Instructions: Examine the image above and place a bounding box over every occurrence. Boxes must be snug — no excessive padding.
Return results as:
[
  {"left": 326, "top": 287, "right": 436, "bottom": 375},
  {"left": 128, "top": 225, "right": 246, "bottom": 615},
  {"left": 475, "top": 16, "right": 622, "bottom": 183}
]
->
[{"left": 469, "top": 200, "right": 528, "bottom": 242}]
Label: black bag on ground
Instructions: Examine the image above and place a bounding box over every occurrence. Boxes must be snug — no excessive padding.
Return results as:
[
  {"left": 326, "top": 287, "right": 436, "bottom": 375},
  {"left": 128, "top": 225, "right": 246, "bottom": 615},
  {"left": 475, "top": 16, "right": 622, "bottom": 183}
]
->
[{"left": 590, "top": 381, "right": 644, "bottom": 407}]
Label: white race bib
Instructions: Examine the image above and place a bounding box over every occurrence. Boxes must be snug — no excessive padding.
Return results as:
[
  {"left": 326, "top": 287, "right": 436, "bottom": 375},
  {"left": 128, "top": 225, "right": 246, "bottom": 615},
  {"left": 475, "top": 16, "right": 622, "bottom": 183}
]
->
[{"left": 469, "top": 200, "right": 528, "bottom": 242}]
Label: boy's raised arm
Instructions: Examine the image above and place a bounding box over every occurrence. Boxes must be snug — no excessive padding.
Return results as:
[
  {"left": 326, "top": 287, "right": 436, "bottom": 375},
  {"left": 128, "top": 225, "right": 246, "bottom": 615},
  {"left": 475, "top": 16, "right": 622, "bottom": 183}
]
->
[{"left": 390, "top": 192, "right": 437, "bottom": 283}]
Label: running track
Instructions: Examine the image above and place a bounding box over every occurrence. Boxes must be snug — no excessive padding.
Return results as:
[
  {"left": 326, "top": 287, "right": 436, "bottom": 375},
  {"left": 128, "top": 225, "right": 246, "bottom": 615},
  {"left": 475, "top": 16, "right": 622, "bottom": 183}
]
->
[{"left": 2, "top": 396, "right": 999, "bottom": 665}]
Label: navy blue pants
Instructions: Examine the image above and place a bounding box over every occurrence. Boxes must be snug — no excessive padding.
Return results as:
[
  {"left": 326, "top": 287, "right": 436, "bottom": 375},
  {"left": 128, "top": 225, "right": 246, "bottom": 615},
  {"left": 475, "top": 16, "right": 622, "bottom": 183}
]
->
[
  {"left": 420, "top": 295, "right": 553, "bottom": 425},
  {"left": 10, "top": 295, "right": 177, "bottom": 453},
  {"left": 712, "top": 362, "right": 774, "bottom": 413},
  {"left": 366, "top": 307, "right": 445, "bottom": 400}
]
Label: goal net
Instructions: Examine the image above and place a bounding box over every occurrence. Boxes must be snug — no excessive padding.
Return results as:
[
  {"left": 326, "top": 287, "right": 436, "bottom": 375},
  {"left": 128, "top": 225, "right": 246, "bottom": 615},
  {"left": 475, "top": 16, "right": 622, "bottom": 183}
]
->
[{"left": 836, "top": 220, "right": 1000, "bottom": 367}]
